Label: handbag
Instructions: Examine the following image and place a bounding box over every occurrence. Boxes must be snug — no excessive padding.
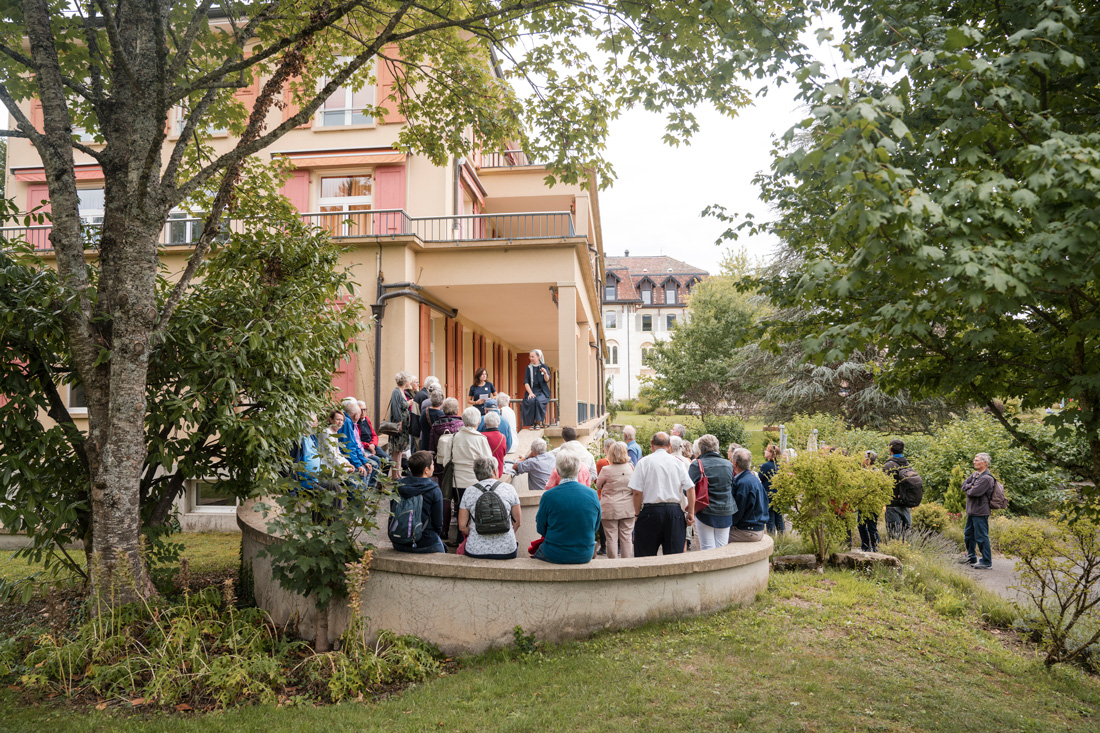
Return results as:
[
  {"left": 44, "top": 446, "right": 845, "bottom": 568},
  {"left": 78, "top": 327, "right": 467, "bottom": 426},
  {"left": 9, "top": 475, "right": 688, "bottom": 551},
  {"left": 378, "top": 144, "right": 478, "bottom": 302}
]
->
[
  {"left": 378, "top": 420, "right": 402, "bottom": 437},
  {"left": 692, "top": 459, "right": 711, "bottom": 514}
]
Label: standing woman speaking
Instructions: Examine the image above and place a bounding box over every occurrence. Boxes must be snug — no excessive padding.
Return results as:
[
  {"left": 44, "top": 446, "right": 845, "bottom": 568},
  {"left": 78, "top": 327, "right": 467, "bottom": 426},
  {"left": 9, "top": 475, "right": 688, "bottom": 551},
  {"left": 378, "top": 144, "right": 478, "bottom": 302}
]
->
[
  {"left": 467, "top": 367, "right": 496, "bottom": 415},
  {"left": 522, "top": 350, "right": 552, "bottom": 429}
]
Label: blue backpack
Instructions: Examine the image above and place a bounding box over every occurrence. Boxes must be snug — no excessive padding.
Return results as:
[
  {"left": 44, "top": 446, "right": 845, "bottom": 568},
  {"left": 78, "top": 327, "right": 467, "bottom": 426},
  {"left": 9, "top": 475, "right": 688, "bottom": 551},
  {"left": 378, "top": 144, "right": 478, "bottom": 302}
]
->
[{"left": 388, "top": 494, "right": 425, "bottom": 546}]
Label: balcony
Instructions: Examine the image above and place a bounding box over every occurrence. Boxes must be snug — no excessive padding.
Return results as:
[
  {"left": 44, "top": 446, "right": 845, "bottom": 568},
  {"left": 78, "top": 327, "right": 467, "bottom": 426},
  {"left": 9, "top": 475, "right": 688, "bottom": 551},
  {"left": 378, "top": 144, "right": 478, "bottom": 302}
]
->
[
  {"left": 1, "top": 210, "right": 577, "bottom": 252},
  {"left": 479, "top": 150, "right": 541, "bottom": 169}
]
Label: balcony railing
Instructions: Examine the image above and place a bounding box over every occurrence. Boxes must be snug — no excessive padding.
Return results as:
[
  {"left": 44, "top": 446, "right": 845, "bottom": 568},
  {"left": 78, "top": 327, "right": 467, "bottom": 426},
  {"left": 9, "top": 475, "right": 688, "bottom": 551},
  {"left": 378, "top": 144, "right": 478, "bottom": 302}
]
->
[
  {"left": 479, "top": 150, "right": 541, "bottom": 169},
  {"left": 1, "top": 209, "right": 576, "bottom": 252}
]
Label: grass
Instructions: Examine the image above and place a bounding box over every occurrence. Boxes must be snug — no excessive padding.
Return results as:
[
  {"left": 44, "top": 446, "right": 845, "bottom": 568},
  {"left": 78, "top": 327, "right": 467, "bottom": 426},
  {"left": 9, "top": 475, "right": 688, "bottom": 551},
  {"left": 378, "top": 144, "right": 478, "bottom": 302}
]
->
[
  {"left": 4, "top": 566, "right": 1099, "bottom": 731},
  {"left": 0, "top": 533, "right": 241, "bottom": 586}
]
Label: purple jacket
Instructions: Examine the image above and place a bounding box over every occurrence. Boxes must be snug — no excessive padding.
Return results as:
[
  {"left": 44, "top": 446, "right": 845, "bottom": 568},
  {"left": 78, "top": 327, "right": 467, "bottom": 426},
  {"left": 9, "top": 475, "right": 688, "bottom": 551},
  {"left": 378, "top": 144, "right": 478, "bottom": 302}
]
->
[{"left": 429, "top": 415, "right": 464, "bottom": 472}]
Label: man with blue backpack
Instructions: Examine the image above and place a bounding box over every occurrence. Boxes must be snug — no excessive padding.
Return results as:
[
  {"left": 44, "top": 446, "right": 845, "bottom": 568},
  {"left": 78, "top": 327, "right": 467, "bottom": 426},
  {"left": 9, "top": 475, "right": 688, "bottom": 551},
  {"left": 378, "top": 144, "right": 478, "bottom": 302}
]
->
[{"left": 389, "top": 450, "right": 446, "bottom": 554}]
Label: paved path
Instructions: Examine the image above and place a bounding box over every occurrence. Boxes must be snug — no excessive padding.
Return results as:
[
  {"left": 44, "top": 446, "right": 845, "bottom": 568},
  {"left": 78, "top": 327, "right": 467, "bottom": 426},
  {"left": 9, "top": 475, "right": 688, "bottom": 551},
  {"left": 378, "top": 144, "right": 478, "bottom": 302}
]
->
[{"left": 958, "top": 551, "right": 1025, "bottom": 602}]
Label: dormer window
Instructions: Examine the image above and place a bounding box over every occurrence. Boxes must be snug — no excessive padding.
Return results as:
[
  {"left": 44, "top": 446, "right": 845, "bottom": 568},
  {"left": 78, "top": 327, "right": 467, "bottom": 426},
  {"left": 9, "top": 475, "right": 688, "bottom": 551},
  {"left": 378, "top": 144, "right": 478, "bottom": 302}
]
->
[
  {"left": 639, "top": 280, "right": 653, "bottom": 305},
  {"left": 664, "top": 280, "right": 678, "bottom": 304},
  {"left": 604, "top": 276, "right": 617, "bottom": 301}
]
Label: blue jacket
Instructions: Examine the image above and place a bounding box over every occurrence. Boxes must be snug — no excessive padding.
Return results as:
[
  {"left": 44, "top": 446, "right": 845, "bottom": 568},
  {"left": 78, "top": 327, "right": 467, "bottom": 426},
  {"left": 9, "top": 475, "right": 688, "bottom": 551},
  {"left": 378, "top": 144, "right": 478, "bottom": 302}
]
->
[
  {"left": 290, "top": 434, "right": 322, "bottom": 491},
  {"left": 337, "top": 416, "right": 369, "bottom": 469},
  {"left": 395, "top": 476, "right": 445, "bottom": 548},
  {"left": 730, "top": 469, "right": 769, "bottom": 531},
  {"left": 690, "top": 452, "right": 736, "bottom": 518},
  {"left": 758, "top": 460, "right": 779, "bottom": 499},
  {"left": 478, "top": 413, "right": 515, "bottom": 451},
  {"left": 535, "top": 480, "right": 601, "bottom": 564},
  {"left": 626, "top": 440, "right": 641, "bottom": 466}
]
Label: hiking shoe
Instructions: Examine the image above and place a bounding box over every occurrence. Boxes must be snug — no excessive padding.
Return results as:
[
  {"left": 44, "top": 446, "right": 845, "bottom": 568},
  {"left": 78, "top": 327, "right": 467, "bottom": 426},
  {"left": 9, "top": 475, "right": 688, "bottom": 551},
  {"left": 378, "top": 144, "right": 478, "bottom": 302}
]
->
[
  {"left": 973, "top": 563, "right": 993, "bottom": 570},
  {"left": 958, "top": 556, "right": 976, "bottom": 565}
]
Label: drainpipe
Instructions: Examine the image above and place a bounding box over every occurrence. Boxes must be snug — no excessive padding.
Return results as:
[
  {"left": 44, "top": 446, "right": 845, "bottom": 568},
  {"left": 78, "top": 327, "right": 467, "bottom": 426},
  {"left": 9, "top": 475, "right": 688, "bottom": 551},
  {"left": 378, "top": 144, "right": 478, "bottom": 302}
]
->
[
  {"left": 453, "top": 156, "right": 464, "bottom": 230},
  {"left": 371, "top": 276, "right": 458, "bottom": 426}
]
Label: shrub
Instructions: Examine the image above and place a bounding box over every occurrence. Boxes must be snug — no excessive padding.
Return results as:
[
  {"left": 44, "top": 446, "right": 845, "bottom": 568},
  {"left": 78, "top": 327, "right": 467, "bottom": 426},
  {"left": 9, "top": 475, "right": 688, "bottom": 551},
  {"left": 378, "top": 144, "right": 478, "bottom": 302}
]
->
[
  {"left": 634, "top": 396, "right": 654, "bottom": 414},
  {"left": 700, "top": 414, "right": 749, "bottom": 450},
  {"left": 769, "top": 452, "right": 895, "bottom": 566},
  {"left": 654, "top": 406, "right": 674, "bottom": 416},
  {"left": 617, "top": 398, "right": 635, "bottom": 413},
  {"left": 943, "top": 465, "right": 966, "bottom": 514},
  {"left": 998, "top": 513, "right": 1100, "bottom": 668},
  {"left": 911, "top": 503, "right": 950, "bottom": 534}
]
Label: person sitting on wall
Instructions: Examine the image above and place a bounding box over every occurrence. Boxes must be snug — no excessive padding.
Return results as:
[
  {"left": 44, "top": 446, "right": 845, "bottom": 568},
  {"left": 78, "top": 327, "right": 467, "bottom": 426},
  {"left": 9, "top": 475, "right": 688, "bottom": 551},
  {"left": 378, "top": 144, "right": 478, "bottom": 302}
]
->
[
  {"left": 522, "top": 350, "right": 552, "bottom": 428},
  {"left": 479, "top": 410, "right": 508, "bottom": 476},
  {"left": 341, "top": 398, "right": 382, "bottom": 481},
  {"left": 391, "top": 451, "right": 446, "bottom": 554},
  {"left": 505, "top": 437, "right": 555, "bottom": 491},
  {"left": 532, "top": 450, "right": 602, "bottom": 564},
  {"left": 551, "top": 426, "right": 598, "bottom": 479},
  {"left": 459, "top": 457, "right": 522, "bottom": 560},
  {"left": 355, "top": 399, "right": 391, "bottom": 464}
]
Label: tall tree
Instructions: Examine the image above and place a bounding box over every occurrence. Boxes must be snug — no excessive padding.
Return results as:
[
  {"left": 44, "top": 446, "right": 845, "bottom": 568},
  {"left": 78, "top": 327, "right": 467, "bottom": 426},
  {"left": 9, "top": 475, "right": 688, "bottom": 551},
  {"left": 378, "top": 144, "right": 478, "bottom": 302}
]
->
[
  {"left": 0, "top": 1, "right": 811, "bottom": 602},
  {"left": 740, "top": 0, "right": 1100, "bottom": 503}
]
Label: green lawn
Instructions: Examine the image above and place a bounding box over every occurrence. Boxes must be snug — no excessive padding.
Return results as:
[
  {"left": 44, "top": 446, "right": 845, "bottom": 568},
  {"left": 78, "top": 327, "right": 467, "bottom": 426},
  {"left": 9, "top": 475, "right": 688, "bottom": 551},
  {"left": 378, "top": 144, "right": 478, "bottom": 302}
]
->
[
  {"left": 4, "top": 568, "right": 1098, "bottom": 732},
  {"left": 0, "top": 532, "right": 241, "bottom": 585}
]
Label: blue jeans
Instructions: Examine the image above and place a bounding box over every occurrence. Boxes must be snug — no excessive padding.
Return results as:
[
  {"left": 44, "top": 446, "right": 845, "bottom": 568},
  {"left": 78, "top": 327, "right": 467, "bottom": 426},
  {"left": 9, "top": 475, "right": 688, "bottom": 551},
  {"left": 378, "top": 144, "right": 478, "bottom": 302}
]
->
[
  {"left": 767, "top": 508, "right": 786, "bottom": 533},
  {"left": 885, "top": 506, "right": 911, "bottom": 539},
  {"left": 857, "top": 512, "right": 879, "bottom": 552},
  {"left": 392, "top": 530, "right": 445, "bottom": 554},
  {"left": 964, "top": 515, "right": 992, "bottom": 566}
]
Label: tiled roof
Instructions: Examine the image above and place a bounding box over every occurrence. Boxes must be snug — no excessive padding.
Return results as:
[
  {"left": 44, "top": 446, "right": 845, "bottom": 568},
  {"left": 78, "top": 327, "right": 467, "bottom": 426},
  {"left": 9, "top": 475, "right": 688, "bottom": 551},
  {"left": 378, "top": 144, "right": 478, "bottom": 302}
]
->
[{"left": 604, "top": 255, "right": 708, "bottom": 304}]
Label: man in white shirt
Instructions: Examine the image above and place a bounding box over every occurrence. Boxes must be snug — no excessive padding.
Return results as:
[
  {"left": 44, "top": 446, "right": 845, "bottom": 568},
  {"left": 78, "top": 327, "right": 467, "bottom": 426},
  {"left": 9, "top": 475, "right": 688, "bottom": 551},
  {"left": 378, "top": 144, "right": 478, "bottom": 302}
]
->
[{"left": 629, "top": 432, "right": 695, "bottom": 556}]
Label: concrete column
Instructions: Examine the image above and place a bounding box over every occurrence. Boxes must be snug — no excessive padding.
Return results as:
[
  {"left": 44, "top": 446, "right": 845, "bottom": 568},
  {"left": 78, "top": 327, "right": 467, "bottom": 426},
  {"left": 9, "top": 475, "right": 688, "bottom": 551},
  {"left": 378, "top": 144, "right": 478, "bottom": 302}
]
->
[{"left": 557, "top": 284, "right": 578, "bottom": 426}]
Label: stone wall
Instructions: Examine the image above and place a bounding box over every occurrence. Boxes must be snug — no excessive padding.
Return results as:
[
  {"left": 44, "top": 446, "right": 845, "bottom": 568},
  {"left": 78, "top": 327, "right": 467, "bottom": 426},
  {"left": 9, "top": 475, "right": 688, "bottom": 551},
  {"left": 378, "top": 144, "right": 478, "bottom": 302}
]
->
[{"left": 240, "top": 497, "right": 772, "bottom": 654}]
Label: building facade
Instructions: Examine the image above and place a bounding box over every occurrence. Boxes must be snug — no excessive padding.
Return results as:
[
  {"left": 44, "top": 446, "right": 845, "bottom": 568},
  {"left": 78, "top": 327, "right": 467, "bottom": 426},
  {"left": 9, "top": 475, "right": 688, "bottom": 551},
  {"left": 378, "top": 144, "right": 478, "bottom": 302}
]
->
[
  {"left": 5, "top": 51, "right": 608, "bottom": 530},
  {"left": 601, "top": 254, "right": 708, "bottom": 402}
]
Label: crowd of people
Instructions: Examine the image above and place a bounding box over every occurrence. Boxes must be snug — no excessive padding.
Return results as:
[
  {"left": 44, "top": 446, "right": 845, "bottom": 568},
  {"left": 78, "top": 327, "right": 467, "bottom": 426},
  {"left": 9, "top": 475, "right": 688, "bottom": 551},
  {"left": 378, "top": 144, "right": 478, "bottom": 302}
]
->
[{"left": 295, "top": 379, "right": 1002, "bottom": 571}]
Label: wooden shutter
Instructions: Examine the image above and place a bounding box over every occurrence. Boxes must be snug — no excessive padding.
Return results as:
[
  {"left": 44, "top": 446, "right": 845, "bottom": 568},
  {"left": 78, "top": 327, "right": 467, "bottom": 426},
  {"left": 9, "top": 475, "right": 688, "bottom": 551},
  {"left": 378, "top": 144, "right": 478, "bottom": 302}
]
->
[
  {"left": 25, "top": 184, "right": 51, "bottom": 250},
  {"left": 376, "top": 46, "right": 406, "bottom": 124},
  {"left": 282, "top": 77, "right": 313, "bottom": 128},
  {"left": 419, "top": 304, "right": 431, "bottom": 384},
  {"left": 373, "top": 165, "right": 406, "bottom": 235},
  {"left": 280, "top": 169, "right": 310, "bottom": 212}
]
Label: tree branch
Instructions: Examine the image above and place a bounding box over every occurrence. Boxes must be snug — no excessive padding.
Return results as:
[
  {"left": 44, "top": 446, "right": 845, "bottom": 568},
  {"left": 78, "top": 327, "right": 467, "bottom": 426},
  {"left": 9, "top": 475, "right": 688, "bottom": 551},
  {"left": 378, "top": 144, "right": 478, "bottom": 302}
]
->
[{"left": 92, "top": 0, "right": 140, "bottom": 92}]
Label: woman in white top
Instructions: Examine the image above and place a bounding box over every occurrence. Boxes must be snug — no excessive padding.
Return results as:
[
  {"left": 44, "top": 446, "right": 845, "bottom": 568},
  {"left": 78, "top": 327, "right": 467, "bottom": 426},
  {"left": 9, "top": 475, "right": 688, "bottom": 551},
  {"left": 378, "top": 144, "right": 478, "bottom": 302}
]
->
[{"left": 459, "top": 457, "right": 522, "bottom": 559}]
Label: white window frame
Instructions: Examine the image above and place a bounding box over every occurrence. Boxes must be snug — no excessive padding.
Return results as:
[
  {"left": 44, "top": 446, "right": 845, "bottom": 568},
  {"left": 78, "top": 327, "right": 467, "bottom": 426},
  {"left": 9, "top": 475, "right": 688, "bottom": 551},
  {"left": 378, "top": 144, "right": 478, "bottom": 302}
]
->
[
  {"left": 171, "top": 105, "right": 228, "bottom": 139},
  {"left": 187, "top": 479, "right": 240, "bottom": 514},
  {"left": 640, "top": 281, "right": 653, "bottom": 305},
  {"left": 604, "top": 278, "right": 617, "bottom": 301},
  {"left": 641, "top": 314, "right": 653, "bottom": 332},
  {"left": 665, "top": 282, "right": 678, "bottom": 304},
  {"left": 318, "top": 58, "right": 375, "bottom": 127},
  {"left": 666, "top": 314, "right": 676, "bottom": 331},
  {"left": 67, "top": 383, "right": 88, "bottom": 415},
  {"left": 77, "top": 187, "right": 104, "bottom": 226},
  {"left": 604, "top": 310, "right": 617, "bottom": 329}
]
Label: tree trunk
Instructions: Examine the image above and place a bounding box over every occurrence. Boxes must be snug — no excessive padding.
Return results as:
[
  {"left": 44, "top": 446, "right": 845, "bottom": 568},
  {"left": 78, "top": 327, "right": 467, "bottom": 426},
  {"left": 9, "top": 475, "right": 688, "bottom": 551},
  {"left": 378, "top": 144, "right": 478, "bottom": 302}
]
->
[{"left": 315, "top": 604, "right": 330, "bottom": 652}]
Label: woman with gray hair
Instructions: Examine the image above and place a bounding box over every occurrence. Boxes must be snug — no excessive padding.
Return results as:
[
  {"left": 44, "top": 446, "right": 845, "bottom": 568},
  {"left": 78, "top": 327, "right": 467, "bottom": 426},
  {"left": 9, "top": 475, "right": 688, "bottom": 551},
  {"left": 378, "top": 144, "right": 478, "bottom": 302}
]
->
[
  {"left": 690, "top": 434, "right": 736, "bottom": 551},
  {"left": 388, "top": 371, "right": 414, "bottom": 455},
  {"left": 532, "top": 450, "right": 602, "bottom": 564},
  {"left": 522, "top": 349, "right": 552, "bottom": 428}
]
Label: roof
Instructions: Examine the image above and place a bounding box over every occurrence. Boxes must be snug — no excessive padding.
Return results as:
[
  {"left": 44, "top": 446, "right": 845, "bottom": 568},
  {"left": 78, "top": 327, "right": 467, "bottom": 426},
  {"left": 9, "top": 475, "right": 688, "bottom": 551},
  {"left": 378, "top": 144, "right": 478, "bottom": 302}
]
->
[{"left": 603, "top": 255, "right": 708, "bottom": 304}]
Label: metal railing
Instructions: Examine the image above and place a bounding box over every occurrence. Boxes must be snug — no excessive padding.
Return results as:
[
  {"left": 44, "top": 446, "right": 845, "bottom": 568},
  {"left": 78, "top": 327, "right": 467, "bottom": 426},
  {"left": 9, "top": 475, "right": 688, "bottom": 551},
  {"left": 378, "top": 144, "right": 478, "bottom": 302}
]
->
[
  {"left": 1, "top": 209, "right": 576, "bottom": 251},
  {"left": 480, "top": 150, "right": 540, "bottom": 169}
]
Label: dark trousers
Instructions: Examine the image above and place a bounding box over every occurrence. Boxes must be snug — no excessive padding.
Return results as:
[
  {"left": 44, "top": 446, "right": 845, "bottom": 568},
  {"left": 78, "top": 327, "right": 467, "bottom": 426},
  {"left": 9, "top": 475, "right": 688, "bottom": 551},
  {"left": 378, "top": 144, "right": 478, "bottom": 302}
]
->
[
  {"left": 885, "top": 506, "right": 911, "bottom": 539},
  {"left": 964, "top": 514, "right": 992, "bottom": 566},
  {"left": 767, "top": 508, "right": 785, "bottom": 533},
  {"left": 634, "top": 504, "right": 687, "bottom": 557},
  {"left": 858, "top": 512, "right": 879, "bottom": 552},
  {"left": 392, "top": 530, "right": 445, "bottom": 554}
]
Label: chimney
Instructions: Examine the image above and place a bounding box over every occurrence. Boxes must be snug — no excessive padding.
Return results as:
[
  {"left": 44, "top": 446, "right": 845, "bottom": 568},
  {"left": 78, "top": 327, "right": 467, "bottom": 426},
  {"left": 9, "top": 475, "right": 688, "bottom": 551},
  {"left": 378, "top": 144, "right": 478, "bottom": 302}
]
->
[{"left": 624, "top": 249, "right": 629, "bottom": 257}]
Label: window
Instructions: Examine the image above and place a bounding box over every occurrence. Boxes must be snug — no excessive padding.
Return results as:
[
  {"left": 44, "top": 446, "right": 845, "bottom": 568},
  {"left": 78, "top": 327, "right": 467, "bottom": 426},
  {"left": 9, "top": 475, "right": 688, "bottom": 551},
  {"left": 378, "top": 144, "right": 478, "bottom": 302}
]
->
[
  {"left": 77, "top": 188, "right": 104, "bottom": 225},
  {"left": 168, "top": 210, "right": 200, "bottom": 244},
  {"left": 666, "top": 314, "right": 676, "bottom": 331},
  {"left": 641, "top": 314, "right": 652, "bottom": 332},
  {"left": 606, "top": 344, "right": 618, "bottom": 365},
  {"left": 319, "top": 175, "right": 372, "bottom": 236},
  {"left": 189, "top": 480, "right": 238, "bottom": 512},
  {"left": 319, "top": 62, "right": 374, "bottom": 127},
  {"left": 172, "top": 106, "right": 227, "bottom": 137},
  {"left": 640, "top": 281, "right": 653, "bottom": 305},
  {"left": 665, "top": 282, "right": 678, "bottom": 304},
  {"left": 604, "top": 310, "right": 617, "bottom": 329},
  {"left": 68, "top": 383, "right": 87, "bottom": 410},
  {"left": 641, "top": 346, "right": 651, "bottom": 363},
  {"left": 604, "top": 278, "right": 617, "bottom": 301}
]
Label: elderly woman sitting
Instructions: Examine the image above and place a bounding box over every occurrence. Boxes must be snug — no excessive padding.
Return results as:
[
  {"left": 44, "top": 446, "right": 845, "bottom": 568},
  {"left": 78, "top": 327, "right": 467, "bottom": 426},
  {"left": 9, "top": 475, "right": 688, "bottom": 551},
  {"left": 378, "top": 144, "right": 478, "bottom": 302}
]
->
[
  {"left": 505, "top": 437, "right": 555, "bottom": 492},
  {"left": 533, "top": 450, "right": 601, "bottom": 564},
  {"left": 459, "top": 457, "right": 522, "bottom": 560},
  {"left": 479, "top": 410, "right": 508, "bottom": 476}
]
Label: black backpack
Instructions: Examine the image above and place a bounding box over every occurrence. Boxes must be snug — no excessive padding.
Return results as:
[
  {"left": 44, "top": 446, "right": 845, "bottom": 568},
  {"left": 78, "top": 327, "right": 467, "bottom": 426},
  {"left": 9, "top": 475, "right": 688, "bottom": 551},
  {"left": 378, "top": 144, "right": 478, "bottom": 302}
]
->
[
  {"left": 388, "top": 493, "right": 425, "bottom": 546},
  {"left": 472, "top": 481, "right": 512, "bottom": 535},
  {"left": 891, "top": 462, "right": 924, "bottom": 508}
]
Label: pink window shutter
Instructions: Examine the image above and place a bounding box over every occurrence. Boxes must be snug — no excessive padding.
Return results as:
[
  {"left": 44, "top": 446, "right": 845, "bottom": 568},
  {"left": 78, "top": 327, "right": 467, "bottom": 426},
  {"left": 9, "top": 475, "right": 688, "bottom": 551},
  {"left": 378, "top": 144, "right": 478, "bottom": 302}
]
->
[{"left": 373, "top": 165, "right": 406, "bottom": 235}]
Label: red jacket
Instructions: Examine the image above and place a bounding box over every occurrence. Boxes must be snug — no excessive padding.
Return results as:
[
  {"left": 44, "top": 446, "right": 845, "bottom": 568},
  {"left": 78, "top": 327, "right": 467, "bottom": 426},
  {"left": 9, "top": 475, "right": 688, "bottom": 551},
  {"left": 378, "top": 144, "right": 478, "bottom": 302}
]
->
[{"left": 481, "top": 429, "right": 507, "bottom": 476}]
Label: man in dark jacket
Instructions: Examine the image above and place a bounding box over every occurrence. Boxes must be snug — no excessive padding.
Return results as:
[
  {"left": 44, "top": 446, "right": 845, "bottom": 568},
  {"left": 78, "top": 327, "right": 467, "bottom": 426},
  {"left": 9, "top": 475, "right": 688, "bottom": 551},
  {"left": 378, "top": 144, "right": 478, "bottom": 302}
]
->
[
  {"left": 959, "top": 452, "right": 996, "bottom": 569},
  {"left": 883, "top": 439, "right": 912, "bottom": 539},
  {"left": 391, "top": 451, "right": 445, "bottom": 554},
  {"left": 729, "top": 447, "right": 769, "bottom": 542}
]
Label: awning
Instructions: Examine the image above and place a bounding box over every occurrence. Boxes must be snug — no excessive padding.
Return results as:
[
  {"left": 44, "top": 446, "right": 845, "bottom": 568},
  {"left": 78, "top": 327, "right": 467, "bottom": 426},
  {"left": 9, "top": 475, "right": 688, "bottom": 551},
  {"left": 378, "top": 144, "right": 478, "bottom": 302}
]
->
[
  {"left": 14, "top": 165, "right": 103, "bottom": 182},
  {"left": 274, "top": 148, "right": 406, "bottom": 169}
]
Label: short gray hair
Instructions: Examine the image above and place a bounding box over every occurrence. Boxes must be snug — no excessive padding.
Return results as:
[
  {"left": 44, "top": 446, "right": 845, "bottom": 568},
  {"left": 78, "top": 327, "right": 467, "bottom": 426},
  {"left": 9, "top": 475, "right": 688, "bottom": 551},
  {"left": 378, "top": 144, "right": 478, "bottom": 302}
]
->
[
  {"left": 473, "top": 456, "right": 497, "bottom": 481},
  {"left": 483, "top": 411, "right": 501, "bottom": 429},
  {"left": 623, "top": 425, "right": 636, "bottom": 440},
  {"left": 530, "top": 438, "right": 547, "bottom": 455},
  {"left": 975, "top": 452, "right": 992, "bottom": 467},
  {"left": 395, "top": 371, "right": 413, "bottom": 386},
  {"left": 496, "top": 391, "right": 510, "bottom": 405},
  {"left": 555, "top": 449, "right": 581, "bottom": 480},
  {"left": 697, "top": 434, "right": 720, "bottom": 454},
  {"left": 670, "top": 436, "right": 683, "bottom": 452},
  {"left": 429, "top": 386, "right": 445, "bottom": 407},
  {"left": 341, "top": 397, "right": 359, "bottom": 414},
  {"left": 727, "top": 442, "right": 742, "bottom": 457},
  {"left": 424, "top": 376, "right": 440, "bottom": 388},
  {"left": 462, "top": 406, "right": 482, "bottom": 427},
  {"left": 733, "top": 447, "right": 752, "bottom": 472},
  {"left": 672, "top": 423, "right": 686, "bottom": 437},
  {"left": 442, "top": 397, "right": 460, "bottom": 415}
]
